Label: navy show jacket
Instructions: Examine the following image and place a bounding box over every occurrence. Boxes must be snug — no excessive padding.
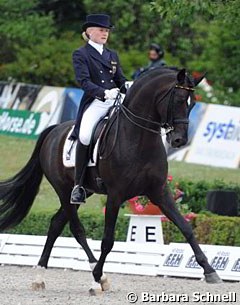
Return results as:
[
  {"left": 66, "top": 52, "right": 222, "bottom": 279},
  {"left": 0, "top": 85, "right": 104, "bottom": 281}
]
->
[{"left": 70, "top": 43, "right": 127, "bottom": 139}]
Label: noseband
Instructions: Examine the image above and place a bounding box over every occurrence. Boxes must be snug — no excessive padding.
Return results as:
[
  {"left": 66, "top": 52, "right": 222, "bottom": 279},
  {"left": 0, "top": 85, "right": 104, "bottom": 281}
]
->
[
  {"left": 116, "top": 83, "right": 195, "bottom": 136},
  {"left": 166, "top": 84, "right": 195, "bottom": 127}
]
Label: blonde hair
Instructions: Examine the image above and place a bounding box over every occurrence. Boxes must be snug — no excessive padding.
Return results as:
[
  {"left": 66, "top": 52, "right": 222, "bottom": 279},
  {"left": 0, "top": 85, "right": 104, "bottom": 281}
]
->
[{"left": 82, "top": 31, "right": 89, "bottom": 42}]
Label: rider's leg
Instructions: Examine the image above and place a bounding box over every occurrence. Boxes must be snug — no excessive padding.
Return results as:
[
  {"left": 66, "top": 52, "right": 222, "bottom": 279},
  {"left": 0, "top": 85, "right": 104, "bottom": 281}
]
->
[{"left": 70, "top": 98, "right": 114, "bottom": 204}]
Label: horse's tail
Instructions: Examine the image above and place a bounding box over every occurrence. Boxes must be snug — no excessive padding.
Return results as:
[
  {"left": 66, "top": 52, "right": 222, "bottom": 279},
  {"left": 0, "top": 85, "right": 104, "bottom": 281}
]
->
[{"left": 0, "top": 125, "right": 58, "bottom": 231}]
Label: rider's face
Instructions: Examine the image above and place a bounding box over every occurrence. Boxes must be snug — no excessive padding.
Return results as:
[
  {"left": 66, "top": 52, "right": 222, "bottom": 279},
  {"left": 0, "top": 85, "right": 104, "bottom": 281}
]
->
[{"left": 87, "top": 27, "right": 110, "bottom": 44}]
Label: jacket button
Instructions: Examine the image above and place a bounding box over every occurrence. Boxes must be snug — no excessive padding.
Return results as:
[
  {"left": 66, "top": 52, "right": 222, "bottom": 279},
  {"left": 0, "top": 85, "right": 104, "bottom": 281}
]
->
[
  {"left": 100, "top": 70, "right": 103, "bottom": 73},
  {"left": 101, "top": 80, "right": 105, "bottom": 83},
  {"left": 110, "top": 80, "right": 113, "bottom": 83},
  {"left": 109, "top": 70, "right": 112, "bottom": 73}
]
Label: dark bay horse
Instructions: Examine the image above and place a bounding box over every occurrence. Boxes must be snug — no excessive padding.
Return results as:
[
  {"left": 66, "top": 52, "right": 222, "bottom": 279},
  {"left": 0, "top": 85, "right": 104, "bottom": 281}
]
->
[{"left": 0, "top": 68, "right": 221, "bottom": 293}]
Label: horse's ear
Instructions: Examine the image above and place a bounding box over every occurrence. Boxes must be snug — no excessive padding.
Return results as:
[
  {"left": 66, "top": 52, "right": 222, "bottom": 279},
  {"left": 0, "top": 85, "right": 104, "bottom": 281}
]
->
[
  {"left": 194, "top": 72, "right": 207, "bottom": 86},
  {"left": 177, "top": 69, "right": 186, "bottom": 84}
]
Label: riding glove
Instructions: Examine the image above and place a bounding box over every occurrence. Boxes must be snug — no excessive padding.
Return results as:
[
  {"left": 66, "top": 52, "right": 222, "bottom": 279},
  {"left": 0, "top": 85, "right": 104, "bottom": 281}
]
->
[{"left": 104, "top": 88, "right": 120, "bottom": 100}]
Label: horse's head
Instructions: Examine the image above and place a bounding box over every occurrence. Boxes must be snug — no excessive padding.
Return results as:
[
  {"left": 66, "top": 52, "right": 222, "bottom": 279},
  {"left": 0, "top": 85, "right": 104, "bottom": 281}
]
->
[{"left": 157, "top": 69, "right": 204, "bottom": 148}]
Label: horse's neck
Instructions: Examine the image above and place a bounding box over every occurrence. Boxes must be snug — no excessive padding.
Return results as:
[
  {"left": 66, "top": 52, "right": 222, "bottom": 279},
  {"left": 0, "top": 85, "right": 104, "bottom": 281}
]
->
[{"left": 123, "top": 75, "right": 174, "bottom": 122}]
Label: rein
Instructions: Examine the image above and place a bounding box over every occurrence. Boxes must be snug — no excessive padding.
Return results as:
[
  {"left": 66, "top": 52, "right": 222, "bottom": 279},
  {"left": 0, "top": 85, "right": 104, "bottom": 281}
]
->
[
  {"left": 117, "top": 83, "right": 195, "bottom": 136},
  {"left": 99, "top": 82, "right": 194, "bottom": 160}
]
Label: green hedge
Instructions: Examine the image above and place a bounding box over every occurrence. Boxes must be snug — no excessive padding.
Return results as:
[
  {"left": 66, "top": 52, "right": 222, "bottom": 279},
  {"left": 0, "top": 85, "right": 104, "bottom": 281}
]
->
[
  {"left": 176, "top": 179, "right": 240, "bottom": 214},
  {"left": 194, "top": 214, "right": 240, "bottom": 246},
  {"left": 3, "top": 211, "right": 240, "bottom": 246}
]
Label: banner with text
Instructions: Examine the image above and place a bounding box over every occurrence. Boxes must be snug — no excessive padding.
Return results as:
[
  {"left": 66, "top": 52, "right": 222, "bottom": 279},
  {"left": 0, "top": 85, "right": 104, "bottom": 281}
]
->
[
  {"left": 0, "top": 109, "right": 48, "bottom": 139},
  {"left": 185, "top": 104, "right": 240, "bottom": 168}
]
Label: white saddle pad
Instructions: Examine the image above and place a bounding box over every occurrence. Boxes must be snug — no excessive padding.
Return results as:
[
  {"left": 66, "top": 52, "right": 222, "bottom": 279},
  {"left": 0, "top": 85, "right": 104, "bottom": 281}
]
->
[{"left": 62, "top": 127, "right": 99, "bottom": 168}]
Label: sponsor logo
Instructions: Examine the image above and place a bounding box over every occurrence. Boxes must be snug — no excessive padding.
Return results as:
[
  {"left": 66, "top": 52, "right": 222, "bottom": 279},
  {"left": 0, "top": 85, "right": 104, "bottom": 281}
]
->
[
  {"left": 185, "top": 255, "right": 201, "bottom": 269},
  {"left": 231, "top": 258, "right": 240, "bottom": 272},
  {"left": 163, "top": 249, "right": 183, "bottom": 267},
  {"left": 210, "top": 251, "right": 230, "bottom": 270},
  {"left": 203, "top": 119, "right": 240, "bottom": 143},
  {"left": 0, "top": 109, "right": 41, "bottom": 138}
]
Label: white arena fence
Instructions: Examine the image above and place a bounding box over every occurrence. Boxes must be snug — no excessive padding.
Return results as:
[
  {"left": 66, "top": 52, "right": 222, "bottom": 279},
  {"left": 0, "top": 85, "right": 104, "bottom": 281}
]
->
[{"left": 0, "top": 234, "right": 240, "bottom": 281}]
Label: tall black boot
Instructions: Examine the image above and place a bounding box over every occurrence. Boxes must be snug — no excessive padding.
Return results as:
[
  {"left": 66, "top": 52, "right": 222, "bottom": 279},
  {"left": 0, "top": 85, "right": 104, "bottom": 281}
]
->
[{"left": 70, "top": 141, "right": 89, "bottom": 204}]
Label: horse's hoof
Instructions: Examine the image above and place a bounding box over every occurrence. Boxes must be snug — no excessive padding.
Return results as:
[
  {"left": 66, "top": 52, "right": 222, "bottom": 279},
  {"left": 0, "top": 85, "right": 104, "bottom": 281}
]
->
[
  {"left": 205, "top": 272, "right": 222, "bottom": 284},
  {"left": 100, "top": 274, "right": 110, "bottom": 291},
  {"left": 31, "top": 281, "right": 46, "bottom": 291},
  {"left": 89, "top": 281, "right": 103, "bottom": 296}
]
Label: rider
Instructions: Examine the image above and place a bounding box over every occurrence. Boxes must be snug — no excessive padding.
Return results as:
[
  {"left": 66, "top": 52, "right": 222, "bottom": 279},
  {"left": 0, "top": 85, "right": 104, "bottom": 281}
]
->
[
  {"left": 132, "top": 43, "right": 166, "bottom": 79},
  {"left": 70, "top": 14, "right": 127, "bottom": 205}
]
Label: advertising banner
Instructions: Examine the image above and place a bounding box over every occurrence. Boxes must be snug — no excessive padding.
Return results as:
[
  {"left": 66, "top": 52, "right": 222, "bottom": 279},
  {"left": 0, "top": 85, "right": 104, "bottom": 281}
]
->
[
  {"left": 0, "top": 82, "right": 41, "bottom": 110},
  {"left": 0, "top": 109, "right": 47, "bottom": 139},
  {"left": 30, "top": 86, "right": 65, "bottom": 132},
  {"left": 166, "top": 102, "right": 208, "bottom": 161},
  {"left": 59, "top": 88, "right": 84, "bottom": 123},
  {"left": 158, "top": 243, "right": 240, "bottom": 281},
  {"left": 0, "top": 81, "right": 20, "bottom": 109},
  {"left": 11, "top": 83, "right": 42, "bottom": 110},
  {"left": 185, "top": 104, "right": 240, "bottom": 168}
]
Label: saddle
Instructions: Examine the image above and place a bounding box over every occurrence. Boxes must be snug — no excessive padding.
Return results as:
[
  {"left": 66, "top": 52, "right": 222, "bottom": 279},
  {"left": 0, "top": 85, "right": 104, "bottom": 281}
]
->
[{"left": 62, "top": 106, "right": 117, "bottom": 168}]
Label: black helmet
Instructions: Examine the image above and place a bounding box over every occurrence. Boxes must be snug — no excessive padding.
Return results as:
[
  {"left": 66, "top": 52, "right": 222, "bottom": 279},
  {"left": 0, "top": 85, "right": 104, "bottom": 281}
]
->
[{"left": 149, "top": 43, "right": 164, "bottom": 58}]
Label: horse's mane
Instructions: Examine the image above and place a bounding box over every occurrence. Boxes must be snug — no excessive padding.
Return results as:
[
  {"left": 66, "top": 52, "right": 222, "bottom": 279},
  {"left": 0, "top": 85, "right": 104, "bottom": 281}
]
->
[
  {"left": 134, "top": 67, "right": 178, "bottom": 87},
  {"left": 124, "top": 67, "right": 179, "bottom": 103},
  {"left": 125, "top": 66, "right": 194, "bottom": 103}
]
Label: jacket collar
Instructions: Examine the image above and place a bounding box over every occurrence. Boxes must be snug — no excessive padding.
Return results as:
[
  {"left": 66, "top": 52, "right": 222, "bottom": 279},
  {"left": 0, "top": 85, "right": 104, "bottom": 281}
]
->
[{"left": 86, "top": 44, "right": 112, "bottom": 68}]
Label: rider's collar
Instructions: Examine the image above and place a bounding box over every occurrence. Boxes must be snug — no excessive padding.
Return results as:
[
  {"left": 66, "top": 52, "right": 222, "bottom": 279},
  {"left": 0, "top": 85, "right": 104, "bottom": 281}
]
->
[{"left": 88, "top": 40, "right": 103, "bottom": 55}]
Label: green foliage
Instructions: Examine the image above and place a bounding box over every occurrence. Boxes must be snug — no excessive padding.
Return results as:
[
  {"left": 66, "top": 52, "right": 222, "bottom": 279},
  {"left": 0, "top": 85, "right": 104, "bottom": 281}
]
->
[
  {"left": 176, "top": 179, "right": 240, "bottom": 214},
  {"left": 4, "top": 210, "right": 240, "bottom": 246},
  {"left": 152, "top": 0, "right": 215, "bottom": 25},
  {"left": 0, "top": 0, "right": 54, "bottom": 63},
  {"left": 194, "top": 214, "right": 240, "bottom": 246},
  {"left": 0, "top": 32, "right": 81, "bottom": 86},
  {"left": 83, "top": 0, "right": 165, "bottom": 51},
  {"left": 0, "top": 0, "right": 240, "bottom": 104},
  {"left": 37, "top": 0, "right": 86, "bottom": 32},
  {"left": 152, "top": 0, "right": 240, "bottom": 105},
  {"left": 4, "top": 209, "right": 129, "bottom": 241}
]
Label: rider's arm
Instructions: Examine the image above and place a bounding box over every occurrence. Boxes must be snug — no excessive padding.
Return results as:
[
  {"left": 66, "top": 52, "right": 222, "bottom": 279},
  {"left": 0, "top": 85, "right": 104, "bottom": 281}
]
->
[
  {"left": 72, "top": 49, "right": 105, "bottom": 101},
  {"left": 112, "top": 51, "right": 127, "bottom": 93}
]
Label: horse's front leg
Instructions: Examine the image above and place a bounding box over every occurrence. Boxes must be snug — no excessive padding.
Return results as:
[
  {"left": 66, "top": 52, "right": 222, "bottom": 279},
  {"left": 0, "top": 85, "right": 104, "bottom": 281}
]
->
[
  {"left": 148, "top": 185, "right": 222, "bottom": 283},
  {"left": 89, "top": 195, "right": 120, "bottom": 295}
]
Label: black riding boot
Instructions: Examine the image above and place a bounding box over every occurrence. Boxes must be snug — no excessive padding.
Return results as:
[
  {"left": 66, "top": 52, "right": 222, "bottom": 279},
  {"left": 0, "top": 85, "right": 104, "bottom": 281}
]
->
[{"left": 70, "top": 141, "right": 89, "bottom": 204}]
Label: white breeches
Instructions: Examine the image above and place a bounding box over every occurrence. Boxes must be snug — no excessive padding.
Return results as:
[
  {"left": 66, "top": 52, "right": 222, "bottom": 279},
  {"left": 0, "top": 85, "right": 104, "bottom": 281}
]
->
[{"left": 79, "top": 98, "right": 115, "bottom": 145}]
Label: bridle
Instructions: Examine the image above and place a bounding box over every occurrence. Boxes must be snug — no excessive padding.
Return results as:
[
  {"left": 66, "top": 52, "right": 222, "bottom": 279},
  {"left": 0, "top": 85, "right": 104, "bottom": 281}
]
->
[
  {"left": 116, "top": 83, "right": 195, "bottom": 136},
  {"left": 99, "top": 82, "right": 195, "bottom": 159}
]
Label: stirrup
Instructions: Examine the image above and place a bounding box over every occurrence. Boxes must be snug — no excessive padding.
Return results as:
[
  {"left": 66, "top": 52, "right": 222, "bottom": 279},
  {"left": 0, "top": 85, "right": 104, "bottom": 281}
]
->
[{"left": 70, "top": 185, "right": 86, "bottom": 205}]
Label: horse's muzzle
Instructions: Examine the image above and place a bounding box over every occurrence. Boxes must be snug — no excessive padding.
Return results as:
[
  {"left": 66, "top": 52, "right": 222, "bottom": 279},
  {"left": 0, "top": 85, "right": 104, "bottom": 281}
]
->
[{"left": 168, "top": 132, "right": 188, "bottom": 148}]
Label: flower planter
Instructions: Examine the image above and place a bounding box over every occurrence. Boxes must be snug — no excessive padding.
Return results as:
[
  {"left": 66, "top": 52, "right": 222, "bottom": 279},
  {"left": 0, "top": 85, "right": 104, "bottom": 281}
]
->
[{"left": 128, "top": 198, "right": 162, "bottom": 215}]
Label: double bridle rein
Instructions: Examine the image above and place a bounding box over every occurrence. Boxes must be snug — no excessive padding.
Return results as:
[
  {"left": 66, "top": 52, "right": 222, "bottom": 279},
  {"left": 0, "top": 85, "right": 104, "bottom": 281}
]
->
[
  {"left": 116, "top": 83, "right": 195, "bottom": 136},
  {"left": 99, "top": 82, "right": 195, "bottom": 159}
]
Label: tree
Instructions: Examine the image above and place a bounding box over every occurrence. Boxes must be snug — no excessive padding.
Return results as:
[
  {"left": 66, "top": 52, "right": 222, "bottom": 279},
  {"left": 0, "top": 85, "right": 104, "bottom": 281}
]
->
[
  {"left": 83, "top": 0, "right": 165, "bottom": 51},
  {"left": 37, "top": 0, "right": 86, "bottom": 32},
  {"left": 152, "top": 0, "right": 240, "bottom": 105},
  {"left": 0, "top": 0, "right": 54, "bottom": 63}
]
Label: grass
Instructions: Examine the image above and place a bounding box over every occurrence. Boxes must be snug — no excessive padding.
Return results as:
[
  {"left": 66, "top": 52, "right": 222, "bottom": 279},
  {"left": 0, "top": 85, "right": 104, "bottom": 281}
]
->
[
  {"left": 0, "top": 134, "right": 239, "bottom": 215},
  {"left": 169, "top": 160, "right": 240, "bottom": 184},
  {"left": 0, "top": 135, "right": 103, "bottom": 215}
]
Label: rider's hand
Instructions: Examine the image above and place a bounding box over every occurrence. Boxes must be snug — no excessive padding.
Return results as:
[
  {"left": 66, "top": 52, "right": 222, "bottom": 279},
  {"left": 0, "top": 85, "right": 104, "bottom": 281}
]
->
[{"left": 104, "top": 88, "right": 120, "bottom": 100}]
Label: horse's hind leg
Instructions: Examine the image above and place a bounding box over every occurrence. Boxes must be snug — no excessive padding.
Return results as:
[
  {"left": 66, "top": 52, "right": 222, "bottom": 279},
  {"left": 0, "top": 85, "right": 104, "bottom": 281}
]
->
[
  {"left": 148, "top": 186, "right": 222, "bottom": 283},
  {"left": 32, "top": 207, "right": 68, "bottom": 290}
]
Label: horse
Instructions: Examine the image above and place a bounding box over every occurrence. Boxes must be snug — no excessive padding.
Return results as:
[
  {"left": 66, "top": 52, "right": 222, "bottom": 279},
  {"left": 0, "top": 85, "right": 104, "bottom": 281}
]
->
[{"left": 0, "top": 68, "right": 222, "bottom": 294}]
